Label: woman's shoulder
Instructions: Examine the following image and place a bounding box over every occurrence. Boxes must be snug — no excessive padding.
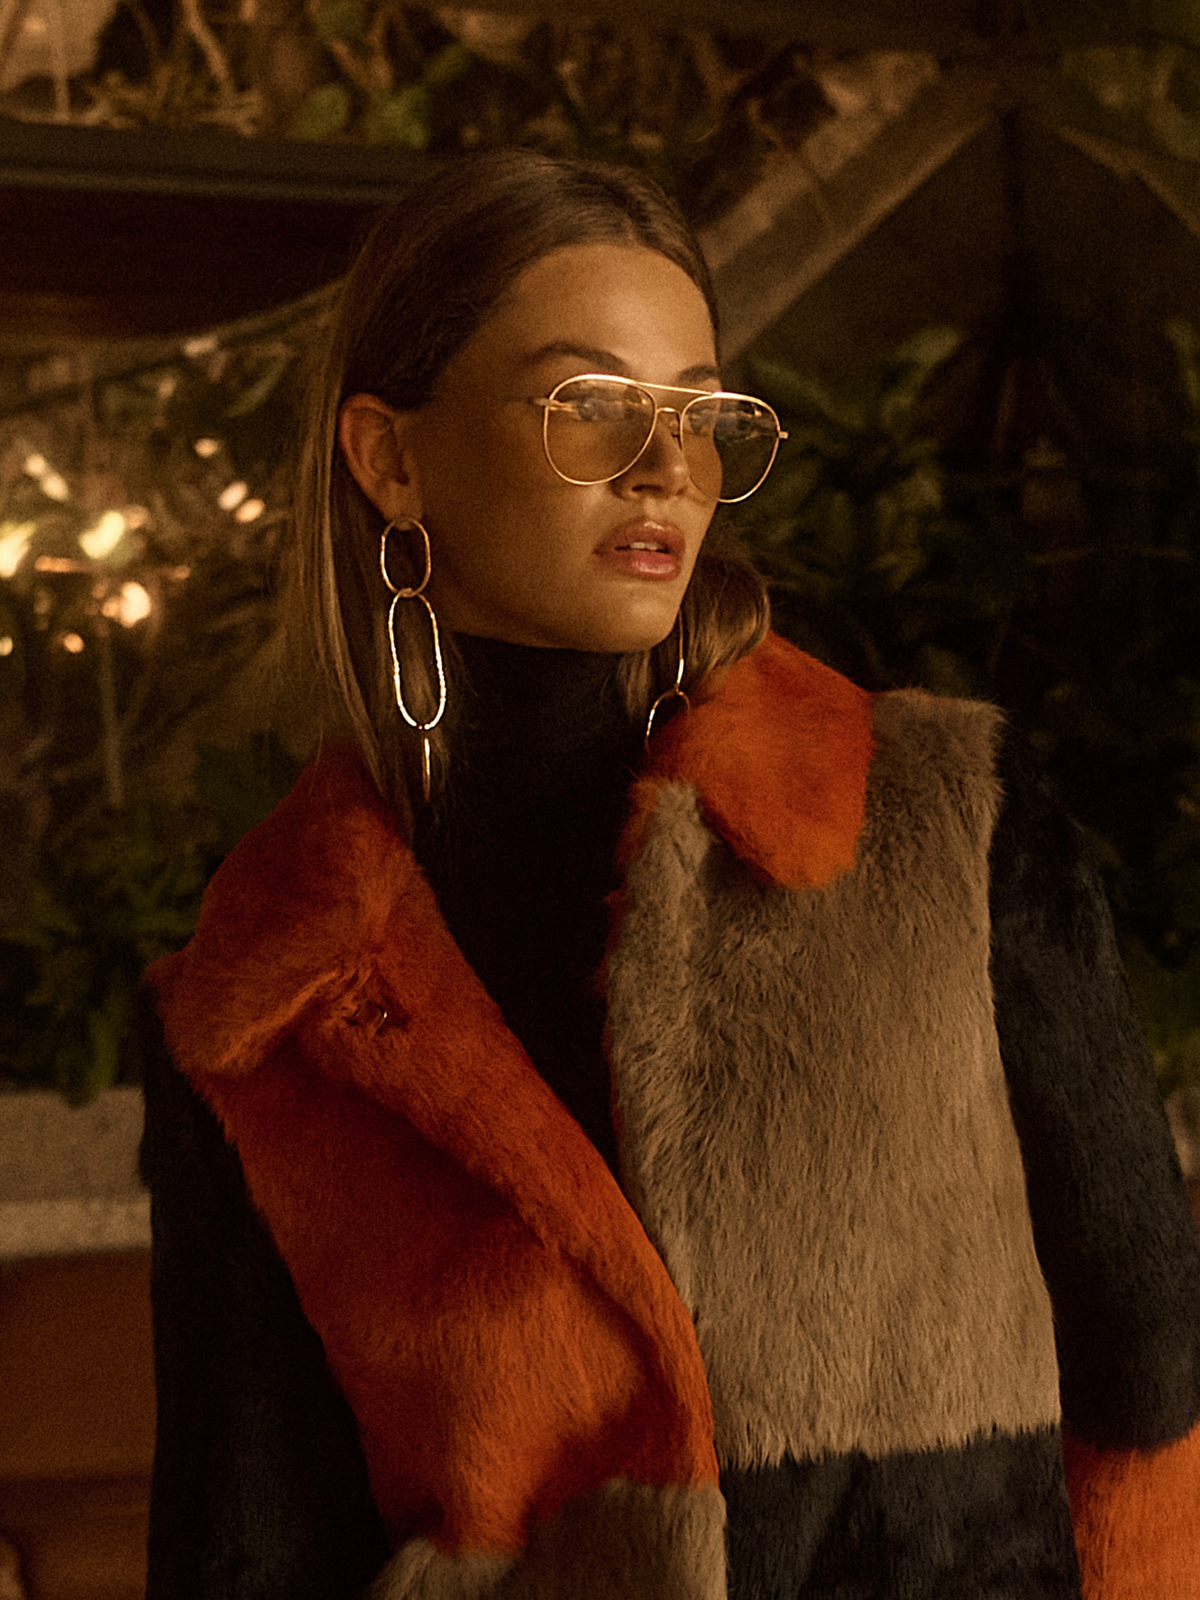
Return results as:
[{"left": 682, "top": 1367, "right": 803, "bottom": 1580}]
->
[{"left": 145, "top": 743, "right": 419, "bottom": 1081}]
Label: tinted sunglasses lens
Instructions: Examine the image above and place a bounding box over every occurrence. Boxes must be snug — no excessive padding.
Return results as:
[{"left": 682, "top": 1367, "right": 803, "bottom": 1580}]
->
[
  {"left": 683, "top": 398, "right": 780, "bottom": 501},
  {"left": 545, "top": 379, "right": 656, "bottom": 483}
]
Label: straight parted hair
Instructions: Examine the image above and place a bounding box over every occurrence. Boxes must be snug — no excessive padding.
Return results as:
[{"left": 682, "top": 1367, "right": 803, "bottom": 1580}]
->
[{"left": 290, "top": 148, "right": 769, "bottom": 831}]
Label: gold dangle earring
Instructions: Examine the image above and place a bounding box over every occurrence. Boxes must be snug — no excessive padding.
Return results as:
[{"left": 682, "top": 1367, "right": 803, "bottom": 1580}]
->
[
  {"left": 645, "top": 613, "right": 691, "bottom": 749},
  {"left": 380, "top": 518, "right": 447, "bottom": 803}
]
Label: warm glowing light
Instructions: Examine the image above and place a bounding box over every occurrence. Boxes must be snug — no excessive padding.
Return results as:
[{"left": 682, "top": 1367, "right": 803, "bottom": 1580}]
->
[
  {"left": 0, "top": 521, "right": 34, "bottom": 578},
  {"left": 41, "top": 472, "right": 69, "bottom": 503},
  {"left": 218, "top": 481, "right": 248, "bottom": 512},
  {"left": 184, "top": 334, "right": 218, "bottom": 358},
  {"left": 79, "top": 510, "right": 127, "bottom": 561},
  {"left": 102, "top": 582, "right": 152, "bottom": 627},
  {"left": 123, "top": 505, "right": 151, "bottom": 530},
  {"left": 157, "top": 374, "right": 178, "bottom": 400},
  {"left": 235, "top": 498, "right": 265, "bottom": 523},
  {"left": 62, "top": 632, "right": 85, "bottom": 654},
  {"left": 0, "top": 637, "right": 13, "bottom": 657},
  {"left": 193, "top": 438, "right": 220, "bottom": 458},
  {"left": 23, "top": 453, "right": 47, "bottom": 477}
]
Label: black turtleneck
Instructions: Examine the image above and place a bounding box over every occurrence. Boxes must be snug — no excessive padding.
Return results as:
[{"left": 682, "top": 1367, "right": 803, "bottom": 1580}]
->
[{"left": 412, "top": 635, "right": 644, "bottom": 1176}]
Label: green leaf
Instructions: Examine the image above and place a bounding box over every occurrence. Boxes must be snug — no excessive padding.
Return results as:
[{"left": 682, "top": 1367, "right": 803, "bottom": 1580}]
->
[
  {"left": 750, "top": 358, "right": 860, "bottom": 433},
  {"left": 892, "top": 326, "right": 964, "bottom": 372},
  {"left": 224, "top": 351, "right": 294, "bottom": 419},
  {"left": 289, "top": 82, "right": 353, "bottom": 142},
  {"left": 311, "top": 0, "right": 367, "bottom": 44},
  {"left": 424, "top": 43, "right": 474, "bottom": 90},
  {"left": 363, "top": 85, "right": 431, "bottom": 148}
]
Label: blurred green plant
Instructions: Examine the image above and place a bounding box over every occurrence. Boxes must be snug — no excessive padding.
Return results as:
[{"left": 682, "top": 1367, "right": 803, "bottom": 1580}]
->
[
  {"left": 0, "top": 295, "right": 315, "bottom": 1103},
  {"left": 741, "top": 327, "right": 1031, "bottom": 698},
  {"left": 741, "top": 322, "right": 1200, "bottom": 1094},
  {"left": 0, "top": 739, "right": 297, "bottom": 1104}
]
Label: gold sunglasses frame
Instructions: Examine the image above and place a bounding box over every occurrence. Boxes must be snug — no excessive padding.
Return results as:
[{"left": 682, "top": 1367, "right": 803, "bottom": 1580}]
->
[{"left": 530, "top": 373, "right": 788, "bottom": 504}]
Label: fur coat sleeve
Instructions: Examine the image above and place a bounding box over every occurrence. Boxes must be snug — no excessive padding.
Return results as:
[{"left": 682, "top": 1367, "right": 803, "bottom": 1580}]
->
[
  {"left": 137, "top": 988, "right": 390, "bottom": 1600},
  {"left": 988, "top": 740, "right": 1200, "bottom": 1599}
]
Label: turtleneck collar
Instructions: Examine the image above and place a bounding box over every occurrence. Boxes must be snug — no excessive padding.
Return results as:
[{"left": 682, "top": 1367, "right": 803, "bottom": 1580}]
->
[{"left": 451, "top": 633, "right": 635, "bottom": 761}]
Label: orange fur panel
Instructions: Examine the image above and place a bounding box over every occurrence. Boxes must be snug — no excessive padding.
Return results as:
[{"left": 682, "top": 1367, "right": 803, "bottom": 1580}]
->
[
  {"left": 1064, "top": 1422, "right": 1200, "bottom": 1599},
  {"left": 150, "top": 744, "right": 717, "bottom": 1559},
  {"left": 153, "top": 752, "right": 415, "bottom": 1079},
  {"left": 638, "top": 632, "right": 874, "bottom": 890}
]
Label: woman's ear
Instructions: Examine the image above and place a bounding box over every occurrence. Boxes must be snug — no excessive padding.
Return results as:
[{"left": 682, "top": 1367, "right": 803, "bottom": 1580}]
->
[{"left": 338, "top": 394, "right": 422, "bottom": 522}]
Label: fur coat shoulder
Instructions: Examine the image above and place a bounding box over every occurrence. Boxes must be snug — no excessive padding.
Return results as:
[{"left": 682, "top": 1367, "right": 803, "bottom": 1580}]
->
[{"left": 143, "top": 633, "right": 1200, "bottom": 1600}]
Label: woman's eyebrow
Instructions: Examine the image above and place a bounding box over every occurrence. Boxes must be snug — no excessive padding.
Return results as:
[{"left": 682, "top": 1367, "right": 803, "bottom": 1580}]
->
[
  {"left": 523, "top": 342, "right": 722, "bottom": 388},
  {"left": 522, "top": 341, "right": 634, "bottom": 375}
]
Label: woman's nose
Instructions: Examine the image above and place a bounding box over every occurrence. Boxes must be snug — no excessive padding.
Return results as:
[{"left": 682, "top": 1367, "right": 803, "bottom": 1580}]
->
[{"left": 617, "top": 409, "right": 691, "bottom": 496}]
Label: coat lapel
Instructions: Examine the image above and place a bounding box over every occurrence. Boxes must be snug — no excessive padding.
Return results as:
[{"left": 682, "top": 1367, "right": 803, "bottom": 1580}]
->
[
  {"left": 155, "top": 632, "right": 874, "bottom": 1281},
  {"left": 632, "top": 632, "right": 873, "bottom": 890}
]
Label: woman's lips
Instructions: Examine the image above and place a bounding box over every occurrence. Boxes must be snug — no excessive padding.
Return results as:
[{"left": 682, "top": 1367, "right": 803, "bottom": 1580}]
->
[{"left": 595, "top": 521, "right": 684, "bottom": 580}]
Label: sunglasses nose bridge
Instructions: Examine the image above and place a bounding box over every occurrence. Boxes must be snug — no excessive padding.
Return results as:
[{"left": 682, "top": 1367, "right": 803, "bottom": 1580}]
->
[{"left": 642, "top": 402, "right": 685, "bottom": 459}]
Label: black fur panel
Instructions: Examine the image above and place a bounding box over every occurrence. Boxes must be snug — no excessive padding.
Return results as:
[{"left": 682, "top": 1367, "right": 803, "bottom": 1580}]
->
[
  {"left": 989, "top": 740, "right": 1200, "bottom": 1447},
  {"left": 722, "top": 1429, "right": 1081, "bottom": 1600}
]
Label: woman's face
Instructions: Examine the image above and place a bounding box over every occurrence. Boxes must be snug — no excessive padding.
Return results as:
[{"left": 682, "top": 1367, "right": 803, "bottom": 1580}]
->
[{"left": 346, "top": 242, "right": 722, "bottom": 653}]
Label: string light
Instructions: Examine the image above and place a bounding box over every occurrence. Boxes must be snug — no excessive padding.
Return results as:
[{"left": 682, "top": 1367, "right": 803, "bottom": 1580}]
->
[
  {"left": 0, "top": 521, "right": 34, "bottom": 578},
  {"left": 23, "top": 452, "right": 69, "bottom": 501},
  {"left": 0, "top": 637, "right": 13, "bottom": 657},
  {"left": 61, "top": 632, "right": 84, "bottom": 654},
  {"left": 193, "top": 438, "right": 220, "bottom": 458},
  {"left": 235, "top": 498, "right": 265, "bottom": 523},
  {"left": 101, "top": 582, "right": 153, "bottom": 628},
  {"left": 79, "top": 510, "right": 128, "bottom": 561},
  {"left": 218, "top": 481, "right": 248, "bottom": 511}
]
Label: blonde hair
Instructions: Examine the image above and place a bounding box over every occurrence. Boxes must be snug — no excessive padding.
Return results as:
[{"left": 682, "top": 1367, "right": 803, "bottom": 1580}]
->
[{"left": 289, "top": 150, "right": 769, "bottom": 833}]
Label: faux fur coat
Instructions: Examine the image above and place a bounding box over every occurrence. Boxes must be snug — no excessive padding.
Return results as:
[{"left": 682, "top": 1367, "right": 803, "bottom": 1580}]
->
[{"left": 143, "top": 633, "right": 1200, "bottom": 1600}]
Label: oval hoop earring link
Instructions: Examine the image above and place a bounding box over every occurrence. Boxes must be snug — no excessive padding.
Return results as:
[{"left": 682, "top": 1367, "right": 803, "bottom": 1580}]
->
[
  {"left": 380, "top": 519, "right": 446, "bottom": 802},
  {"left": 645, "top": 613, "right": 691, "bottom": 749}
]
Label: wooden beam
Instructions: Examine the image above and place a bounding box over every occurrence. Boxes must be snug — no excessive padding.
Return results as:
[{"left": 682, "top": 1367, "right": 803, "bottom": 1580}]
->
[
  {"left": 436, "top": 0, "right": 992, "bottom": 51},
  {"left": 0, "top": 117, "right": 430, "bottom": 203},
  {"left": 705, "top": 59, "right": 1005, "bottom": 359},
  {"left": 1050, "top": 123, "right": 1200, "bottom": 243}
]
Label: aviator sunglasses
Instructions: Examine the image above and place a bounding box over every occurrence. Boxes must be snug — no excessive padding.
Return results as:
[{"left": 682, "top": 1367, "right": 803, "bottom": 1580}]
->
[{"left": 527, "top": 374, "right": 788, "bottom": 504}]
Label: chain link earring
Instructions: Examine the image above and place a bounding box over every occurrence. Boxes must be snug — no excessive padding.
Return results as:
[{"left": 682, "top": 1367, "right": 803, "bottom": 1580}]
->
[
  {"left": 645, "top": 613, "right": 690, "bottom": 749},
  {"left": 380, "top": 518, "right": 447, "bottom": 803}
]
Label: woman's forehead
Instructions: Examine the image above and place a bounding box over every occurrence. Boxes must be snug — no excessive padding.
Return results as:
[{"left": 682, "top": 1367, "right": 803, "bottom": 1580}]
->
[{"left": 453, "top": 242, "right": 719, "bottom": 384}]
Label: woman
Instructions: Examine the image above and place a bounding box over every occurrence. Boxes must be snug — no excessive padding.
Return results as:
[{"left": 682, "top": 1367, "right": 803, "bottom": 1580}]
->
[{"left": 141, "top": 150, "right": 1200, "bottom": 1600}]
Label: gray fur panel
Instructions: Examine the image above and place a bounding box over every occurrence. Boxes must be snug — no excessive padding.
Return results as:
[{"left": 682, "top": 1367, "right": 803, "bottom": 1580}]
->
[
  {"left": 371, "top": 1481, "right": 727, "bottom": 1600},
  {"left": 607, "top": 689, "right": 1060, "bottom": 1469}
]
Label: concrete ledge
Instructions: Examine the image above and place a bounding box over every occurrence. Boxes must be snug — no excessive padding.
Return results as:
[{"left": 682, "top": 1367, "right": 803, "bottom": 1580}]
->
[{"left": 0, "top": 1088, "right": 148, "bottom": 1261}]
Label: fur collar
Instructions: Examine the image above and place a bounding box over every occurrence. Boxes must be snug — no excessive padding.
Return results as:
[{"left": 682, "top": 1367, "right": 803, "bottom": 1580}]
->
[{"left": 157, "top": 633, "right": 872, "bottom": 1090}]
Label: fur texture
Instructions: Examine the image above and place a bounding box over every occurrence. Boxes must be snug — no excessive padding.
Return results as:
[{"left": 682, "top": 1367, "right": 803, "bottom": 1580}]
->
[
  {"left": 371, "top": 1482, "right": 726, "bottom": 1600},
  {"left": 1063, "top": 1427, "right": 1200, "bottom": 1600},
  {"left": 607, "top": 688, "right": 1060, "bottom": 1467},
  {"left": 989, "top": 741, "right": 1200, "bottom": 1448},
  {"left": 147, "top": 633, "right": 1200, "bottom": 1597},
  {"left": 722, "top": 1428, "right": 1080, "bottom": 1599},
  {"left": 153, "top": 769, "right": 719, "bottom": 1563},
  {"left": 139, "top": 993, "right": 390, "bottom": 1600},
  {"left": 622, "top": 632, "right": 874, "bottom": 890}
]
